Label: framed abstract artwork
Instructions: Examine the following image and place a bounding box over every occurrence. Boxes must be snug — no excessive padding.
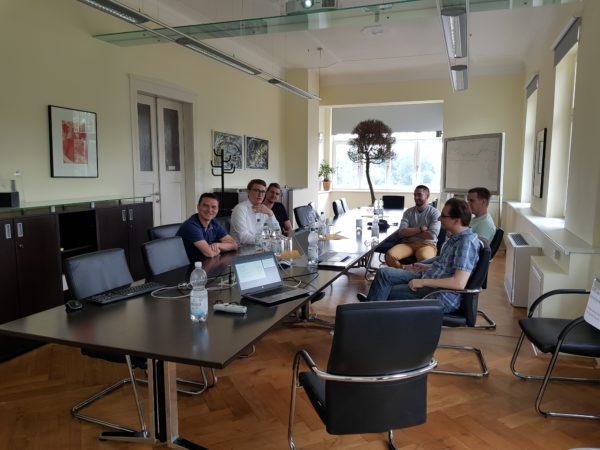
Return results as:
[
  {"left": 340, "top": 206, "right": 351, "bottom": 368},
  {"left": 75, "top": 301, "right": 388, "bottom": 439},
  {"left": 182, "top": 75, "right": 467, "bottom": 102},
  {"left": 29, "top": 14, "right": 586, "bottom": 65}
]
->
[
  {"left": 533, "top": 127, "right": 546, "bottom": 198},
  {"left": 245, "top": 136, "right": 269, "bottom": 169},
  {"left": 212, "top": 130, "right": 243, "bottom": 169},
  {"left": 48, "top": 105, "right": 98, "bottom": 177}
]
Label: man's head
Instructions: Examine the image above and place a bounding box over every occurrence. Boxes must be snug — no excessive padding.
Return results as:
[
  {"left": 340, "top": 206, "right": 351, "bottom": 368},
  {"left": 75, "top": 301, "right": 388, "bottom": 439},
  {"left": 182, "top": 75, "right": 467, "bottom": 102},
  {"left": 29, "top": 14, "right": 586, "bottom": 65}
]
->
[
  {"left": 247, "top": 179, "right": 267, "bottom": 206},
  {"left": 413, "top": 185, "right": 430, "bottom": 208},
  {"left": 197, "top": 193, "right": 219, "bottom": 223},
  {"left": 467, "top": 187, "right": 491, "bottom": 217},
  {"left": 265, "top": 182, "right": 281, "bottom": 205},
  {"left": 439, "top": 198, "right": 472, "bottom": 233}
]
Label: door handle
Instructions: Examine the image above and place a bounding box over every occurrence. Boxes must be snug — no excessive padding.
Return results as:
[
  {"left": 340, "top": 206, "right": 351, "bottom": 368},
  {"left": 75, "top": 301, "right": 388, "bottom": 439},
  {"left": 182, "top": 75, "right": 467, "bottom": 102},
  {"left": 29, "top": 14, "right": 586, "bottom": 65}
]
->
[
  {"left": 4, "top": 223, "right": 12, "bottom": 239},
  {"left": 122, "top": 209, "right": 127, "bottom": 222},
  {"left": 129, "top": 208, "right": 134, "bottom": 221},
  {"left": 16, "top": 222, "right": 24, "bottom": 238}
]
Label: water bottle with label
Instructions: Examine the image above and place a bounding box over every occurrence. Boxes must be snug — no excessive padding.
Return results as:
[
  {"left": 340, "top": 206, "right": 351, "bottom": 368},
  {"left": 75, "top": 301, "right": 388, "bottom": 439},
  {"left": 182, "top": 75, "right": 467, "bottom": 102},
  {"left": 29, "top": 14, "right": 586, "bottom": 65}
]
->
[
  {"left": 371, "top": 213, "right": 380, "bottom": 240},
  {"left": 307, "top": 225, "right": 319, "bottom": 267},
  {"left": 261, "top": 221, "right": 271, "bottom": 252},
  {"left": 254, "top": 218, "right": 263, "bottom": 252},
  {"left": 189, "top": 261, "right": 208, "bottom": 322}
]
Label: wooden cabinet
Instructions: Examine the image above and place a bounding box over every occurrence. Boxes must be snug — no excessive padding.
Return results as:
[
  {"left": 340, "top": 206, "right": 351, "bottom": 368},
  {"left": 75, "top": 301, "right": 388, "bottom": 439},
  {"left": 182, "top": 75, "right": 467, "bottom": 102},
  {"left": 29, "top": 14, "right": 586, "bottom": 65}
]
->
[{"left": 0, "top": 214, "right": 62, "bottom": 361}]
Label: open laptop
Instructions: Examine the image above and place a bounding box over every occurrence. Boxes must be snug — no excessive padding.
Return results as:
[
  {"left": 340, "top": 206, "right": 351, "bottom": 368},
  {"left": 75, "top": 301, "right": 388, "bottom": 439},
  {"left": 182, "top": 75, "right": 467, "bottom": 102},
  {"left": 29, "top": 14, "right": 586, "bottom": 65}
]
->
[
  {"left": 232, "top": 252, "right": 310, "bottom": 305},
  {"left": 293, "top": 228, "right": 362, "bottom": 270}
]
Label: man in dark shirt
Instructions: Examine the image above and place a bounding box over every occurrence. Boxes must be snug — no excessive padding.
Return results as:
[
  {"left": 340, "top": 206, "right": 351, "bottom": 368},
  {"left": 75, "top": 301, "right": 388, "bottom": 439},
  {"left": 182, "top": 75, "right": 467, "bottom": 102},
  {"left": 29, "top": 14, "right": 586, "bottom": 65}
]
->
[
  {"left": 263, "top": 183, "right": 293, "bottom": 236},
  {"left": 177, "top": 193, "right": 238, "bottom": 261}
]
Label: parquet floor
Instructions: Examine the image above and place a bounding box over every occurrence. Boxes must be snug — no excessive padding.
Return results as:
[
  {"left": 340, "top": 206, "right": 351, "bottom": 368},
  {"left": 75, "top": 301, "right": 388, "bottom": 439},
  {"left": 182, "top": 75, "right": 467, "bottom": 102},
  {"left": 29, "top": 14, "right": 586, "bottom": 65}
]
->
[{"left": 1, "top": 253, "right": 599, "bottom": 449}]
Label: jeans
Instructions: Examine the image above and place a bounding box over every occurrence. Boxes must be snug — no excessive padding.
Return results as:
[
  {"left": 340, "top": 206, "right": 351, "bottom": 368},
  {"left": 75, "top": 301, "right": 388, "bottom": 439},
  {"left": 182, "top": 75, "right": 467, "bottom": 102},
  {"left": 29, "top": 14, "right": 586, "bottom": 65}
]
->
[{"left": 367, "top": 266, "right": 441, "bottom": 306}]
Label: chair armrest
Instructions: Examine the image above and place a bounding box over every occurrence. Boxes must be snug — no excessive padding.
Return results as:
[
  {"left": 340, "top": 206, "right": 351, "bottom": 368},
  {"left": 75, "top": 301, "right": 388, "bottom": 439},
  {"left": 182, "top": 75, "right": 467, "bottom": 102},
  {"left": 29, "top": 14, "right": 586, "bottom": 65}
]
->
[
  {"left": 527, "top": 289, "right": 590, "bottom": 318},
  {"left": 310, "top": 359, "right": 438, "bottom": 383},
  {"left": 422, "top": 288, "right": 480, "bottom": 299}
]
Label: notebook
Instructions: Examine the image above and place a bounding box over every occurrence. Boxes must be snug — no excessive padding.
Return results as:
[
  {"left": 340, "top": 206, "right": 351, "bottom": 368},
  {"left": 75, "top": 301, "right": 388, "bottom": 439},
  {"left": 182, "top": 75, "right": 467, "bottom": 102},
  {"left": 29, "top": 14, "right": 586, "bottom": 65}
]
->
[
  {"left": 232, "top": 252, "right": 310, "bottom": 305},
  {"left": 293, "top": 229, "right": 362, "bottom": 270}
]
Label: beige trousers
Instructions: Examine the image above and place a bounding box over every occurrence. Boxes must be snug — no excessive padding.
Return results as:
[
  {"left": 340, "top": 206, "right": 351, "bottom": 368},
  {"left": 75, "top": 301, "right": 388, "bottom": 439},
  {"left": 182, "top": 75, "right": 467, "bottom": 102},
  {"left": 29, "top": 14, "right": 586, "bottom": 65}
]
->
[{"left": 384, "top": 242, "right": 437, "bottom": 268}]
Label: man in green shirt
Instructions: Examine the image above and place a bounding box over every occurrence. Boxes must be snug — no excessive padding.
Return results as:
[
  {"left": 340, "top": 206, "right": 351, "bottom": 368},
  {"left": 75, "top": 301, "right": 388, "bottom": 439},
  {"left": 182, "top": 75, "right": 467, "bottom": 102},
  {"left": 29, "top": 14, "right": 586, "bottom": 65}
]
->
[{"left": 467, "top": 187, "right": 497, "bottom": 243}]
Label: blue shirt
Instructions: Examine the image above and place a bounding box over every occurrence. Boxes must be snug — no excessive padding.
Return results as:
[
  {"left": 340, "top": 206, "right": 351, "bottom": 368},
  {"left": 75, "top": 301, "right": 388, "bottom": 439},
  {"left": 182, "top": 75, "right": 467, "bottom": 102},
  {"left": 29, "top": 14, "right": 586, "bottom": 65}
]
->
[
  {"left": 423, "top": 228, "right": 481, "bottom": 312},
  {"left": 177, "top": 214, "right": 228, "bottom": 262}
]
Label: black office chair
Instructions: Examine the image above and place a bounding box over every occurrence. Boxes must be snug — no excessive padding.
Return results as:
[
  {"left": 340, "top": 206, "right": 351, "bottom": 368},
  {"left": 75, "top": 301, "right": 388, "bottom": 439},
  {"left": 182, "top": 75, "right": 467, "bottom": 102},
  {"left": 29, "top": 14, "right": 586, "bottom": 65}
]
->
[
  {"left": 63, "top": 249, "right": 149, "bottom": 437},
  {"left": 141, "top": 237, "right": 217, "bottom": 394},
  {"left": 294, "top": 205, "right": 313, "bottom": 229},
  {"left": 422, "top": 240, "right": 492, "bottom": 377},
  {"left": 332, "top": 199, "right": 344, "bottom": 218},
  {"left": 476, "top": 227, "right": 505, "bottom": 330},
  {"left": 340, "top": 197, "right": 349, "bottom": 212},
  {"left": 288, "top": 300, "right": 443, "bottom": 449},
  {"left": 510, "top": 288, "right": 600, "bottom": 419},
  {"left": 381, "top": 195, "right": 405, "bottom": 210},
  {"left": 147, "top": 222, "right": 181, "bottom": 240}
]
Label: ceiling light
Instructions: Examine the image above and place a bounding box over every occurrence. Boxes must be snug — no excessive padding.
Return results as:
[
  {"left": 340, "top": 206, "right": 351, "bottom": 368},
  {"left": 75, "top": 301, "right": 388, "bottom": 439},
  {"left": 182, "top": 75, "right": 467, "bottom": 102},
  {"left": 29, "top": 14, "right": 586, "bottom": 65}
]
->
[
  {"left": 176, "top": 38, "right": 261, "bottom": 76},
  {"left": 441, "top": 7, "right": 467, "bottom": 59},
  {"left": 268, "top": 79, "right": 320, "bottom": 100},
  {"left": 77, "top": 0, "right": 149, "bottom": 24},
  {"left": 450, "top": 64, "right": 468, "bottom": 91},
  {"left": 302, "top": 0, "right": 314, "bottom": 8}
]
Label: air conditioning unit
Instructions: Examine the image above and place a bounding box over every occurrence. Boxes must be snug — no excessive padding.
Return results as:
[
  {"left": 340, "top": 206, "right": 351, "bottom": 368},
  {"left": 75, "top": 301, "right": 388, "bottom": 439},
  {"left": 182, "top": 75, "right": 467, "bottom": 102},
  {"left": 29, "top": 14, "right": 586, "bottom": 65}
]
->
[
  {"left": 504, "top": 232, "right": 542, "bottom": 307},
  {"left": 286, "top": 0, "right": 338, "bottom": 15}
]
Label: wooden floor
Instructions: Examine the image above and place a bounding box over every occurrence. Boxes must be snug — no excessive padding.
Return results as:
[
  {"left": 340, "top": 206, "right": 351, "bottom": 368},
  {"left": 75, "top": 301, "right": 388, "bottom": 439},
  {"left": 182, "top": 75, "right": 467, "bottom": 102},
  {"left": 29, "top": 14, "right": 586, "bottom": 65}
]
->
[{"left": 1, "top": 253, "right": 599, "bottom": 449}]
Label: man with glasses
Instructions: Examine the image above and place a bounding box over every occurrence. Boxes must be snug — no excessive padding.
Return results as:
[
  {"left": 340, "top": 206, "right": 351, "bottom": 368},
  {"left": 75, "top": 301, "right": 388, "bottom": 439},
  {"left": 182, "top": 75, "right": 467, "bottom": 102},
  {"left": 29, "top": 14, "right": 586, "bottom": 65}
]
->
[
  {"left": 384, "top": 185, "right": 441, "bottom": 267},
  {"left": 231, "top": 179, "right": 281, "bottom": 244},
  {"left": 357, "top": 198, "right": 480, "bottom": 313},
  {"left": 263, "top": 182, "right": 293, "bottom": 236}
]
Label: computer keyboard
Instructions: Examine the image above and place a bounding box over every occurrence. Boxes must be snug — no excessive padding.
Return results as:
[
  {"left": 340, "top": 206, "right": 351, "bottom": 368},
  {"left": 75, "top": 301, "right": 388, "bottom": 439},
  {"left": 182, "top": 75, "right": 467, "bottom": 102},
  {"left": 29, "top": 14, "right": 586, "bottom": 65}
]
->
[
  {"left": 86, "top": 281, "right": 165, "bottom": 305},
  {"left": 252, "top": 286, "right": 293, "bottom": 299}
]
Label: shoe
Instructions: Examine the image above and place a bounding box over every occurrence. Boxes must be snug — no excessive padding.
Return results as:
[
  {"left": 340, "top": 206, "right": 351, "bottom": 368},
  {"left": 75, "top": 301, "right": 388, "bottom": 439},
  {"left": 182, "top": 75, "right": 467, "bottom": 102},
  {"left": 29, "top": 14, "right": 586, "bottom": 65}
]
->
[{"left": 356, "top": 292, "right": 368, "bottom": 302}]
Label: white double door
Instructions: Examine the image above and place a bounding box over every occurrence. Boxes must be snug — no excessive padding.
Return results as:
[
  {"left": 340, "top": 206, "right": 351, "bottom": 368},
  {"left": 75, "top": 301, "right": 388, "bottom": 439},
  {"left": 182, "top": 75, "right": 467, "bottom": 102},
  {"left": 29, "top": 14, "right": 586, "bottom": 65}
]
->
[{"left": 134, "top": 94, "right": 186, "bottom": 226}]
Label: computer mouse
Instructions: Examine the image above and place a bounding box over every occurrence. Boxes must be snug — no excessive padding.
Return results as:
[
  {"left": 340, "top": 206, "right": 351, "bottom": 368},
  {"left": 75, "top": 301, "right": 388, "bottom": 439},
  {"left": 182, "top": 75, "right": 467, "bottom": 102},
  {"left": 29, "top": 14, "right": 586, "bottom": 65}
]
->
[{"left": 65, "top": 299, "right": 83, "bottom": 312}]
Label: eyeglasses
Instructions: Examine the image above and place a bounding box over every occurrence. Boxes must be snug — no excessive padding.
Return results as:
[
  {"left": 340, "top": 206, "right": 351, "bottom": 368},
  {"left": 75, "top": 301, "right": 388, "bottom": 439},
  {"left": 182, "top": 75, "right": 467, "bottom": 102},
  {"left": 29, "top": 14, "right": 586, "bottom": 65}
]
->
[
  {"left": 251, "top": 188, "right": 266, "bottom": 195},
  {"left": 439, "top": 214, "right": 452, "bottom": 218}
]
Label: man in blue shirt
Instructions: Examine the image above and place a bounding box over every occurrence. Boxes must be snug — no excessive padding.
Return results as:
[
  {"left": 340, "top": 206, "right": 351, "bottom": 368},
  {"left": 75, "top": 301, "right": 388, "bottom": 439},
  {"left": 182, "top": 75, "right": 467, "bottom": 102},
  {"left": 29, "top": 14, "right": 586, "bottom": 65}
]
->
[
  {"left": 177, "top": 193, "right": 238, "bottom": 262},
  {"left": 357, "top": 197, "right": 480, "bottom": 313}
]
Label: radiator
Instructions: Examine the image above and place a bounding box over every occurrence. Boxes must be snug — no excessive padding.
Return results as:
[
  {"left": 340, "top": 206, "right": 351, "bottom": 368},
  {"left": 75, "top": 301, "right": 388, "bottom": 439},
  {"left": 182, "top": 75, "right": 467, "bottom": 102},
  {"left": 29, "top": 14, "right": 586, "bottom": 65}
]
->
[{"left": 504, "top": 232, "right": 542, "bottom": 307}]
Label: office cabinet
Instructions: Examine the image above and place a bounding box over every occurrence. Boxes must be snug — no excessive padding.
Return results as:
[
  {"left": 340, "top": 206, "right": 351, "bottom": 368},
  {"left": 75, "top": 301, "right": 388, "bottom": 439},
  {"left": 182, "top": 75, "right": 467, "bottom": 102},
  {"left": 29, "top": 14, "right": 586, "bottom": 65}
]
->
[{"left": 0, "top": 214, "right": 62, "bottom": 360}]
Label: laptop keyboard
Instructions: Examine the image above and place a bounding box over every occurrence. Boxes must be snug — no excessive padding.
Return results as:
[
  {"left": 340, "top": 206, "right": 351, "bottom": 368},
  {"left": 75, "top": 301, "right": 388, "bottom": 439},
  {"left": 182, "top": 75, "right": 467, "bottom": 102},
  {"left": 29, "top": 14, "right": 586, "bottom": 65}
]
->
[
  {"left": 251, "top": 286, "right": 292, "bottom": 299},
  {"left": 86, "top": 281, "right": 165, "bottom": 305}
]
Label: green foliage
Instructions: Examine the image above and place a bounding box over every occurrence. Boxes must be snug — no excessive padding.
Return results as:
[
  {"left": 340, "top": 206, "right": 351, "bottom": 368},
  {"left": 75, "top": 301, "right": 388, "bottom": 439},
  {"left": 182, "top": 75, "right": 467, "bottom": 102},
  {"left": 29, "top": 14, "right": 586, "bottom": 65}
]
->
[{"left": 318, "top": 160, "right": 336, "bottom": 180}]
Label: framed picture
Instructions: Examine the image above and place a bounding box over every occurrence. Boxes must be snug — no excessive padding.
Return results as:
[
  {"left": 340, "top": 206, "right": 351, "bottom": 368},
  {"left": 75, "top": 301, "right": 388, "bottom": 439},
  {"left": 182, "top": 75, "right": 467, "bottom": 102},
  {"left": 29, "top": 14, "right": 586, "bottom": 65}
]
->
[
  {"left": 49, "top": 105, "right": 98, "bottom": 178},
  {"left": 212, "top": 130, "right": 243, "bottom": 169},
  {"left": 532, "top": 128, "right": 546, "bottom": 198},
  {"left": 246, "top": 136, "right": 269, "bottom": 169}
]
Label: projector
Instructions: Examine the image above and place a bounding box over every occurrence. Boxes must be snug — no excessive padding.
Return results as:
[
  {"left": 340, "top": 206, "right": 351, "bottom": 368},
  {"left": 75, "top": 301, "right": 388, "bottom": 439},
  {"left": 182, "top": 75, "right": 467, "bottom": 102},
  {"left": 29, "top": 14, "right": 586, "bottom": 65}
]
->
[{"left": 286, "top": 0, "right": 338, "bottom": 15}]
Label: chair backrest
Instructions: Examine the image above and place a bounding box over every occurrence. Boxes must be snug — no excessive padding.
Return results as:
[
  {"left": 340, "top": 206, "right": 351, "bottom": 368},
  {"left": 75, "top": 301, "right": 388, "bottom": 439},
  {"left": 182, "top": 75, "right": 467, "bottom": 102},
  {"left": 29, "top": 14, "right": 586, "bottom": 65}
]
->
[
  {"left": 148, "top": 223, "right": 182, "bottom": 240},
  {"left": 489, "top": 227, "right": 504, "bottom": 259},
  {"left": 294, "top": 205, "right": 313, "bottom": 229},
  {"left": 64, "top": 249, "right": 133, "bottom": 300},
  {"left": 324, "top": 300, "right": 443, "bottom": 433},
  {"left": 214, "top": 215, "right": 231, "bottom": 233},
  {"left": 340, "top": 197, "right": 349, "bottom": 212},
  {"left": 436, "top": 228, "right": 447, "bottom": 254},
  {"left": 332, "top": 199, "right": 344, "bottom": 218},
  {"left": 445, "top": 241, "right": 491, "bottom": 328},
  {"left": 381, "top": 195, "right": 405, "bottom": 210},
  {"left": 142, "top": 236, "right": 190, "bottom": 277}
]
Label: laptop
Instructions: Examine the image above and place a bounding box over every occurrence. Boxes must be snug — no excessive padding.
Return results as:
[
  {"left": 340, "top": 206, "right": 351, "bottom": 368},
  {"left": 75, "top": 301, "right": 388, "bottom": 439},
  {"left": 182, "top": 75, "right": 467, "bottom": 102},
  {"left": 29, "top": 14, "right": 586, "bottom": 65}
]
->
[
  {"left": 232, "top": 252, "right": 310, "bottom": 305},
  {"left": 293, "top": 228, "right": 362, "bottom": 270}
]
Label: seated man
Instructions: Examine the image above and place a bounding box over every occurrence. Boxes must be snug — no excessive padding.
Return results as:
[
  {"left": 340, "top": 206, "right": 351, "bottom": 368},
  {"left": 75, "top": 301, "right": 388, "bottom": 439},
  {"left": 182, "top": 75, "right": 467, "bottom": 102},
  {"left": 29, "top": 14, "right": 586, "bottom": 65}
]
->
[
  {"left": 231, "top": 179, "right": 281, "bottom": 245},
  {"left": 263, "top": 182, "right": 293, "bottom": 236},
  {"left": 357, "top": 198, "right": 480, "bottom": 313},
  {"left": 467, "top": 187, "right": 497, "bottom": 243},
  {"left": 384, "top": 185, "right": 441, "bottom": 267},
  {"left": 177, "top": 193, "right": 238, "bottom": 261}
]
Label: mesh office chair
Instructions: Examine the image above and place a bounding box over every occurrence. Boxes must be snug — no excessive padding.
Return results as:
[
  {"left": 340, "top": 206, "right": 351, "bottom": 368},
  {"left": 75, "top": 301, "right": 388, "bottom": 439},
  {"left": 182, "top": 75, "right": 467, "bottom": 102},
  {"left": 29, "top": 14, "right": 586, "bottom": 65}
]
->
[
  {"left": 288, "top": 300, "right": 443, "bottom": 449},
  {"left": 381, "top": 195, "right": 405, "bottom": 210},
  {"left": 63, "top": 249, "right": 150, "bottom": 439},
  {"left": 510, "top": 288, "right": 600, "bottom": 419},
  {"left": 332, "top": 199, "right": 344, "bottom": 218},
  {"left": 147, "top": 223, "right": 181, "bottom": 240},
  {"left": 141, "top": 237, "right": 217, "bottom": 394}
]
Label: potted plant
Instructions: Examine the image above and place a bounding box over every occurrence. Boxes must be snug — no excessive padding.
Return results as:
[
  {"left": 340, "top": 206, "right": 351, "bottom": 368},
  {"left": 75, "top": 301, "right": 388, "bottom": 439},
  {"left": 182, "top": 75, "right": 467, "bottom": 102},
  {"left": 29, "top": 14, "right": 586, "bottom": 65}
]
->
[{"left": 318, "top": 161, "right": 336, "bottom": 191}]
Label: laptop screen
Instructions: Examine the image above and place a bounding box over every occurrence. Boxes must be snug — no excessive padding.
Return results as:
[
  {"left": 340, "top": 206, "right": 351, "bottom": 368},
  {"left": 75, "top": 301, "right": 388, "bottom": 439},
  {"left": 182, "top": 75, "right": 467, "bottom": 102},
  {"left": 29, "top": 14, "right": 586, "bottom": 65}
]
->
[{"left": 233, "top": 253, "right": 283, "bottom": 293}]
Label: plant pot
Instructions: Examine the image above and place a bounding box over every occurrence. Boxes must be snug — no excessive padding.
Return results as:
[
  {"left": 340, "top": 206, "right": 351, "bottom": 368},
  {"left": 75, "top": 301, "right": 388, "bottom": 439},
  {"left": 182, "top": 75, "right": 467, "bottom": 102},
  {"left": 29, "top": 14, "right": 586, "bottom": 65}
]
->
[{"left": 322, "top": 180, "right": 332, "bottom": 191}]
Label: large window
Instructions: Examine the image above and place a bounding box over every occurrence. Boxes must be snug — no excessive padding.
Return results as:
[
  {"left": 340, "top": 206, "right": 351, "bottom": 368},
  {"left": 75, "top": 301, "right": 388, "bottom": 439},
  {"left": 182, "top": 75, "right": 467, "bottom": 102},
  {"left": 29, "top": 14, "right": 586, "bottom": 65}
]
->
[{"left": 333, "top": 131, "right": 442, "bottom": 192}]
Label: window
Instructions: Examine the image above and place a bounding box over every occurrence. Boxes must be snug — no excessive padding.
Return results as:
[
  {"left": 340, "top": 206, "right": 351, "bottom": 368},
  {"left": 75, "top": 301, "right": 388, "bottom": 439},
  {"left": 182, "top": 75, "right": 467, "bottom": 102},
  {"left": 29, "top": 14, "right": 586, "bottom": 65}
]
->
[{"left": 333, "top": 131, "right": 442, "bottom": 192}]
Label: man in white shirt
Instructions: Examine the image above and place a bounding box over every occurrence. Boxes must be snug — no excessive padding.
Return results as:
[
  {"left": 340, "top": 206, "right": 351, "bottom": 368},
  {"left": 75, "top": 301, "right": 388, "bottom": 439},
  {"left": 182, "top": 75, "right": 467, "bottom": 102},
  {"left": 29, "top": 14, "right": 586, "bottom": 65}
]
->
[
  {"left": 467, "top": 187, "right": 497, "bottom": 243},
  {"left": 231, "top": 179, "right": 281, "bottom": 245}
]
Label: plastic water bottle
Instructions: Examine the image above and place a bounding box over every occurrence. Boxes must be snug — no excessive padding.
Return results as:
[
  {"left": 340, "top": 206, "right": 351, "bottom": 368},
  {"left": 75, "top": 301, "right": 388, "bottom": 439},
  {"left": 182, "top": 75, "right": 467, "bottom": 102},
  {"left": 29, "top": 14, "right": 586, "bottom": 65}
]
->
[
  {"left": 261, "top": 221, "right": 271, "bottom": 252},
  {"left": 307, "top": 225, "right": 319, "bottom": 268},
  {"left": 371, "top": 213, "right": 380, "bottom": 239},
  {"left": 189, "top": 261, "right": 208, "bottom": 322},
  {"left": 319, "top": 212, "right": 326, "bottom": 236}
]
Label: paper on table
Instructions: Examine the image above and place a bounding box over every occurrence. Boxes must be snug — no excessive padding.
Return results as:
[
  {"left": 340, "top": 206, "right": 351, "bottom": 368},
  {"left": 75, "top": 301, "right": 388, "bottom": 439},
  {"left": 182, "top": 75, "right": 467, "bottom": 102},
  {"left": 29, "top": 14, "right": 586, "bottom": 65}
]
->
[
  {"left": 583, "top": 277, "right": 600, "bottom": 330},
  {"left": 323, "top": 234, "right": 348, "bottom": 240},
  {"left": 278, "top": 250, "right": 302, "bottom": 260}
]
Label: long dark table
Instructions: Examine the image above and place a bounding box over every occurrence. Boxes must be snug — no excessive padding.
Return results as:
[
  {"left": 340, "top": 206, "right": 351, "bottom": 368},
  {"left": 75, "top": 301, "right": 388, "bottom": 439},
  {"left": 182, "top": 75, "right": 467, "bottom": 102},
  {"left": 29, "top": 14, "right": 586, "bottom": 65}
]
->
[{"left": 0, "top": 209, "right": 398, "bottom": 449}]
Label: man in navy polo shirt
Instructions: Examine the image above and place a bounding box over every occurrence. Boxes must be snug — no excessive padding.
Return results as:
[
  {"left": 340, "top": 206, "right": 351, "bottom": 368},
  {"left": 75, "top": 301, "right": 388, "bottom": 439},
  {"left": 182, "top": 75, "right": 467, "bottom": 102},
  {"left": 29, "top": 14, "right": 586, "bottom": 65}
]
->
[{"left": 177, "top": 193, "right": 238, "bottom": 262}]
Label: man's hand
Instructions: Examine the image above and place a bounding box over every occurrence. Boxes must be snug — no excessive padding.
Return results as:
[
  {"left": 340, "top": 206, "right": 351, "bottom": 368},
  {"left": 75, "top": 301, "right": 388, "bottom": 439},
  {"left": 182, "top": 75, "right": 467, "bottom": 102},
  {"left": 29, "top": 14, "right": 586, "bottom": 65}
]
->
[
  {"left": 209, "top": 243, "right": 221, "bottom": 255},
  {"left": 252, "top": 204, "right": 273, "bottom": 215},
  {"left": 402, "top": 263, "right": 429, "bottom": 273},
  {"left": 408, "top": 278, "right": 425, "bottom": 291}
]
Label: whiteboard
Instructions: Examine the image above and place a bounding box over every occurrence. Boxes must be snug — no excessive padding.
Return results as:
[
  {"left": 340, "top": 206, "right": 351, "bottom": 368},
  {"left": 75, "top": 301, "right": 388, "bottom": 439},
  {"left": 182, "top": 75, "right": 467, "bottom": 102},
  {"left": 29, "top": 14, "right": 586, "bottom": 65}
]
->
[{"left": 442, "top": 133, "right": 504, "bottom": 195}]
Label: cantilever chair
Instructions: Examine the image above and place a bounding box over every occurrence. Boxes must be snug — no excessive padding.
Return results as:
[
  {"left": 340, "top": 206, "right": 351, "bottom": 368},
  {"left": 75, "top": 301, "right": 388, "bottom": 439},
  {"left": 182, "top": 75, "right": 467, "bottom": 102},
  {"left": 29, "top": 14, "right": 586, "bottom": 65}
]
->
[
  {"left": 288, "top": 300, "right": 443, "bottom": 449},
  {"left": 381, "top": 195, "right": 405, "bottom": 210},
  {"left": 147, "top": 222, "right": 181, "bottom": 240},
  {"left": 510, "top": 288, "right": 600, "bottom": 419},
  {"left": 141, "top": 237, "right": 217, "bottom": 394},
  {"left": 421, "top": 240, "right": 492, "bottom": 377},
  {"left": 63, "top": 249, "right": 150, "bottom": 439},
  {"left": 475, "top": 227, "right": 505, "bottom": 330}
]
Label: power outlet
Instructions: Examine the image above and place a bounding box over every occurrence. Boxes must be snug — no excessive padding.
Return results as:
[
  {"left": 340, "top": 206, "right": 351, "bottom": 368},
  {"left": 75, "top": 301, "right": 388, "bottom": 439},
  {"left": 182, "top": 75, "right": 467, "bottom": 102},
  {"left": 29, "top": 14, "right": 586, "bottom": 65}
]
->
[{"left": 554, "top": 249, "right": 561, "bottom": 261}]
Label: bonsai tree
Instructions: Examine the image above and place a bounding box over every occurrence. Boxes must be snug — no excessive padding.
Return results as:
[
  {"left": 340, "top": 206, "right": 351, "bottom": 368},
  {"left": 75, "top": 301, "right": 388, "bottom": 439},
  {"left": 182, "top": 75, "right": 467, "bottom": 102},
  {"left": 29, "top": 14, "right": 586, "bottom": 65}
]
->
[
  {"left": 318, "top": 160, "right": 336, "bottom": 190},
  {"left": 347, "top": 119, "right": 396, "bottom": 205}
]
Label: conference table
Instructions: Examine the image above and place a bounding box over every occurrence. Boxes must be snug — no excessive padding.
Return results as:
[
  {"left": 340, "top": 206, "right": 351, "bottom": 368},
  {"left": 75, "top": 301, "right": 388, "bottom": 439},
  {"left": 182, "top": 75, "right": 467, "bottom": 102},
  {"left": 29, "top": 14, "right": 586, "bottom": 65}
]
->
[{"left": 0, "top": 209, "right": 400, "bottom": 449}]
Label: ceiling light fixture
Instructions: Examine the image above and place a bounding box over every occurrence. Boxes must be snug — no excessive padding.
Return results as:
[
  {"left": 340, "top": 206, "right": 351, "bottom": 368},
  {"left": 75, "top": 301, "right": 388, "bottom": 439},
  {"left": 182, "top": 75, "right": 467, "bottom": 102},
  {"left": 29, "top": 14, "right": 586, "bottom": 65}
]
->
[
  {"left": 176, "top": 38, "right": 261, "bottom": 75},
  {"left": 441, "top": 7, "right": 467, "bottom": 59},
  {"left": 268, "top": 78, "right": 320, "bottom": 100},
  {"left": 78, "top": 0, "right": 149, "bottom": 24},
  {"left": 450, "top": 64, "right": 468, "bottom": 91}
]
